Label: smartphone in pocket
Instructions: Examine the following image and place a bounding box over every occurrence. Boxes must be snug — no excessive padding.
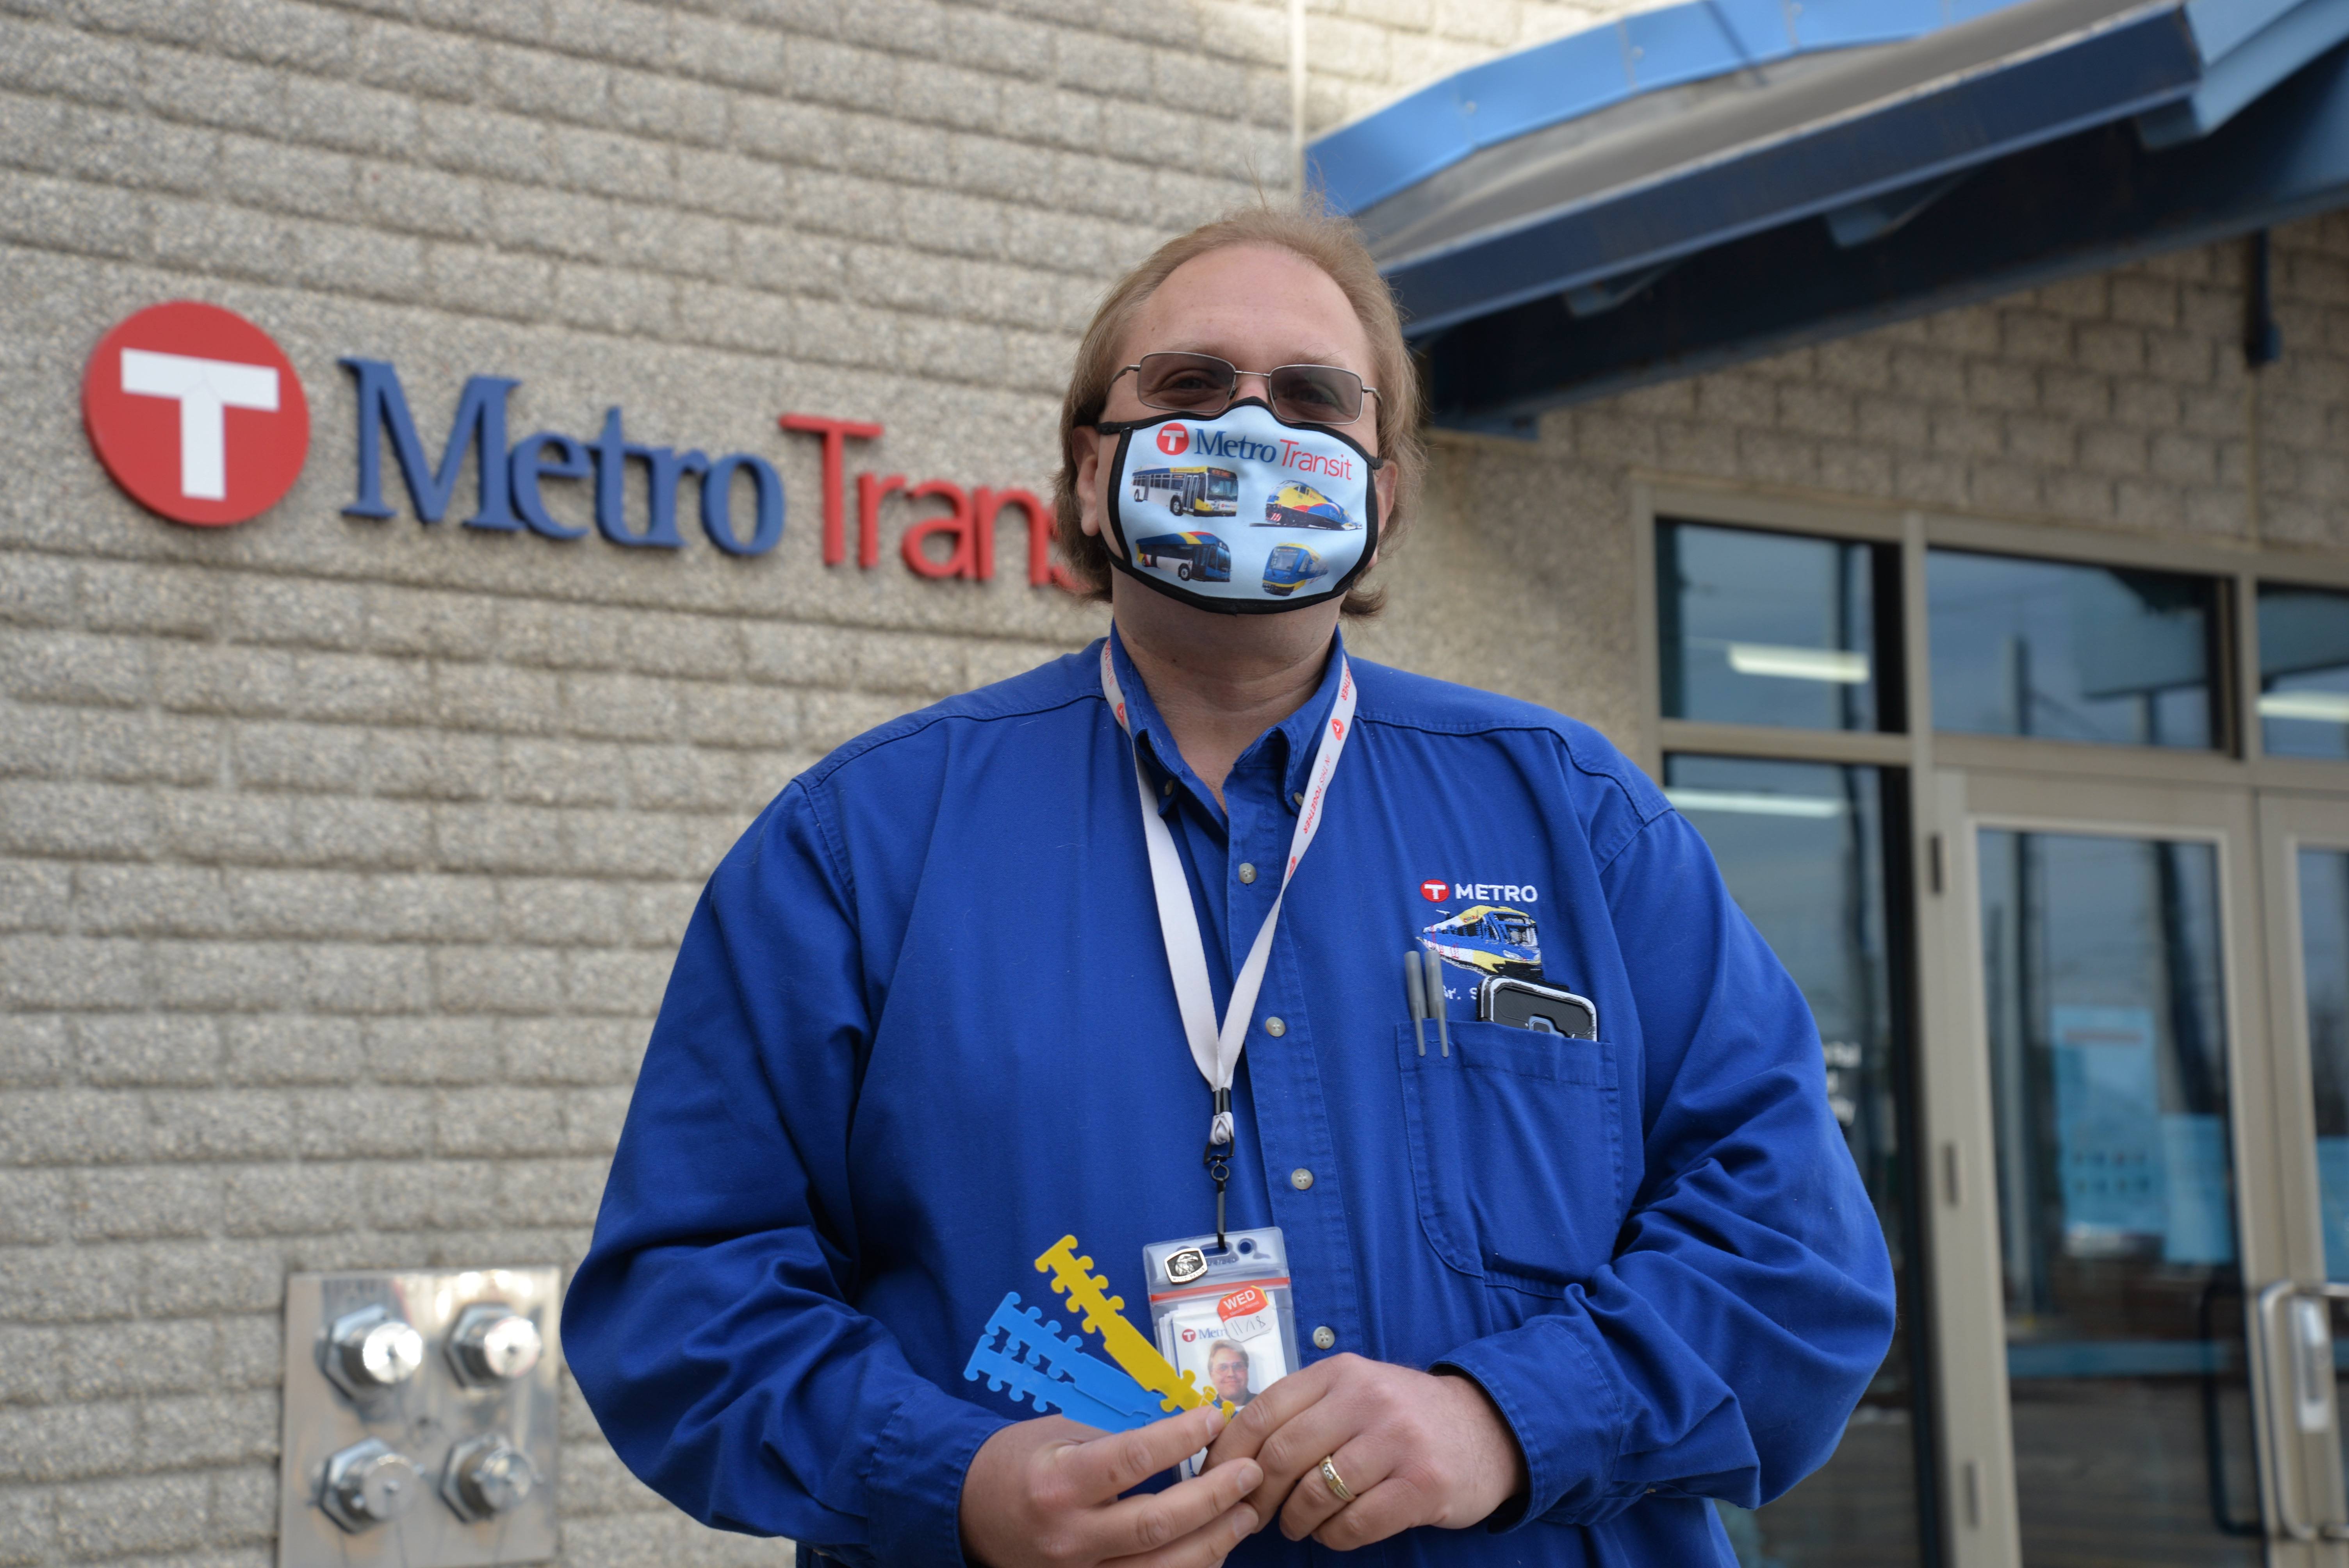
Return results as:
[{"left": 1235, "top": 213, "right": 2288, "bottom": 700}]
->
[{"left": 1477, "top": 975, "right": 1598, "bottom": 1039}]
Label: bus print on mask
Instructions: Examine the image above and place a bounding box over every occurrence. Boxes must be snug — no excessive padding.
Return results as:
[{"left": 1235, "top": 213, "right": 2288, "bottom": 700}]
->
[
  {"left": 1100, "top": 400, "right": 1379, "bottom": 615},
  {"left": 1133, "top": 466, "right": 1239, "bottom": 519},
  {"left": 1132, "top": 531, "right": 1232, "bottom": 583}
]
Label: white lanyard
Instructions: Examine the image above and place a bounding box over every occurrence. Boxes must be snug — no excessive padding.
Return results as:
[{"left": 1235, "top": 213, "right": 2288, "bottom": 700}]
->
[{"left": 1099, "top": 640, "right": 1357, "bottom": 1159}]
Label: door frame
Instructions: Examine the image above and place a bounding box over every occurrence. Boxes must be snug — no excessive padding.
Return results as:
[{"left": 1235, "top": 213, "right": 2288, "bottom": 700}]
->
[
  {"left": 1919, "top": 765, "right": 2322, "bottom": 1567},
  {"left": 2256, "top": 794, "right": 2349, "bottom": 1557}
]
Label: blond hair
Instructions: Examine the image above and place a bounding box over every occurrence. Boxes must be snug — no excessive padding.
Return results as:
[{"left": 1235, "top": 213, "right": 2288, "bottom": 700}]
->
[{"left": 1051, "top": 206, "right": 1423, "bottom": 616}]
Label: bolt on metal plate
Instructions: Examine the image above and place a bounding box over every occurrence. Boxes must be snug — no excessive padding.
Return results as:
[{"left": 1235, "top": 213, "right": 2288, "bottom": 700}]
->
[{"left": 278, "top": 1268, "right": 561, "bottom": 1568}]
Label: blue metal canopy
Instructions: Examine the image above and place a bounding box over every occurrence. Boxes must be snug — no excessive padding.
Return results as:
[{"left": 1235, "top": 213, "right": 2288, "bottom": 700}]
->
[{"left": 1312, "top": 0, "right": 2349, "bottom": 431}]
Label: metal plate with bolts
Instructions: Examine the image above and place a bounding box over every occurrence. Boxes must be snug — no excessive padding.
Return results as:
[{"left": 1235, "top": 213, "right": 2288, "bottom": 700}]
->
[{"left": 278, "top": 1268, "right": 561, "bottom": 1568}]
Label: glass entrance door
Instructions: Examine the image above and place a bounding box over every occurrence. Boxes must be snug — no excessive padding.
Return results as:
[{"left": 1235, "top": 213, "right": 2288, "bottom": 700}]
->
[
  {"left": 1978, "top": 823, "right": 2258, "bottom": 1564},
  {"left": 2258, "top": 795, "right": 2349, "bottom": 1560},
  {"left": 1923, "top": 771, "right": 2307, "bottom": 1568}
]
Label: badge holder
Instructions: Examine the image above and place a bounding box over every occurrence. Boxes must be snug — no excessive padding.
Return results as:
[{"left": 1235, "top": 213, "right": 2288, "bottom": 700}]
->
[{"left": 1143, "top": 1228, "right": 1299, "bottom": 1475}]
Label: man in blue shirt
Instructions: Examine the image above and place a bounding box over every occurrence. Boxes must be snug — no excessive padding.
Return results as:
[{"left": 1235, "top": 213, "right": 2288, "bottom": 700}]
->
[{"left": 565, "top": 208, "right": 1895, "bottom": 1566}]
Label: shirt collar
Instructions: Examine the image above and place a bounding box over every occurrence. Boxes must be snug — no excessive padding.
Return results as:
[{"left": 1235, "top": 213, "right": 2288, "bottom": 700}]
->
[{"left": 1104, "top": 625, "right": 1349, "bottom": 820}]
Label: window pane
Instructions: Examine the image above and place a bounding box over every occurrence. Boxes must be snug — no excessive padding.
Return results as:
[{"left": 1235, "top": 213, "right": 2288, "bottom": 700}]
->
[
  {"left": 1664, "top": 756, "right": 1924, "bottom": 1568},
  {"left": 1927, "top": 550, "right": 2218, "bottom": 749},
  {"left": 2259, "top": 583, "right": 2349, "bottom": 761},
  {"left": 1659, "top": 521, "right": 1887, "bottom": 732},
  {"left": 1978, "top": 830, "right": 2257, "bottom": 1565}
]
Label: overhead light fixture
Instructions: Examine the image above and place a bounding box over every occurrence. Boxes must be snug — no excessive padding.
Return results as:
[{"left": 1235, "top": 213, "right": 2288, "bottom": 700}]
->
[
  {"left": 1665, "top": 789, "right": 1844, "bottom": 819},
  {"left": 2258, "top": 690, "right": 2349, "bottom": 723},
  {"left": 1727, "top": 643, "right": 1870, "bottom": 683}
]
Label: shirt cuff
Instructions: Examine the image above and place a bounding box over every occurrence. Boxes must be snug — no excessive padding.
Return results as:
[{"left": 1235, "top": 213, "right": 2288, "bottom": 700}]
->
[
  {"left": 1435, "top": 1307, "right": 1630, "bottom": 1530},
  {"left": 860, "top": 1379, "right": 1014, "bottom": 1567}
]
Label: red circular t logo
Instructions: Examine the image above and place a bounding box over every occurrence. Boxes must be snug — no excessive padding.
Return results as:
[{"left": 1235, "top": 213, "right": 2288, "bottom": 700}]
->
[
  {"left": 82, "top": 301, "right": 310, "bottom": 527},
  {"left": 1156, "top": 424, "right": 1189, "bottom": 456},
  {"left": 1420, "top": 879, "right": 1449, "bottom": 902}
]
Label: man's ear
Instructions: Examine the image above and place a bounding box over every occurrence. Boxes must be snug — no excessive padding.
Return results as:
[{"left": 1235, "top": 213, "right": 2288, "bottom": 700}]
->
[
  {"left": 1073, "top": 426, "right": 1118, "bottom": 556},
  {"left": 1073, "top": 426, "right": 1102, "bottom": 539}
]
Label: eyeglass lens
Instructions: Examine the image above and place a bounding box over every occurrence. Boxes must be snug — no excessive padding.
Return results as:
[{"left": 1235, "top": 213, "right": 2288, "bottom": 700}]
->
[{"left": 1133, "top": 352, "right": 1365, "bottom": 425}]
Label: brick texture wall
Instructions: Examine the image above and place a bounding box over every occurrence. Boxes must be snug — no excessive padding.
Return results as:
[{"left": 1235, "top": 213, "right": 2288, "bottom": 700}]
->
[
  {"left": 3, "top": 2, "right": 2345, "bottom": 1567},
  {"left": 1531, "top": 220, "right": 2349, "bottom": 550}
]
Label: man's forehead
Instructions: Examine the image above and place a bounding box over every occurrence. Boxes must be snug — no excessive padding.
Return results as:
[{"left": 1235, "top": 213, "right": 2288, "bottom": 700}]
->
[
  {"left": 1153, "top": 335, "right": 1355, "bottom": 365},
  {"left": 1125, "top": 248, "right": 1371, "bottom": 369}
]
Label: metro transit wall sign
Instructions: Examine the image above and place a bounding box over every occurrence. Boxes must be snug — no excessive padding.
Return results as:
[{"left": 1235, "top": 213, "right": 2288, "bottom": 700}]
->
[
  {"left": 77, "top": 300, "right": 1072, "bottom": 589},
  {"left": 82, "top": 301, "right": 312, "bottom": 527}
]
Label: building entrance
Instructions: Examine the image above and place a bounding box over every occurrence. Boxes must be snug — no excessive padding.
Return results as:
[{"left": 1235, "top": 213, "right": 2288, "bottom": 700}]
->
[{"left": 1643, "top": 489, "right": 2349, "bottom": 1568}]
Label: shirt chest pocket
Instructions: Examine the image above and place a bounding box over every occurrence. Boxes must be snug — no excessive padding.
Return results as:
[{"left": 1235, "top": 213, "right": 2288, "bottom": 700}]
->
[{"left": 1395, "top": 1020, "right": 1624, "bottom": 1295}]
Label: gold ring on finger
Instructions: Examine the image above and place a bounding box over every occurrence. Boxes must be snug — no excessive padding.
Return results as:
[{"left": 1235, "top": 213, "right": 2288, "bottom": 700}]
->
[{"left": 1318, "top": 1455, "right": 1355, "bottom": 1504}]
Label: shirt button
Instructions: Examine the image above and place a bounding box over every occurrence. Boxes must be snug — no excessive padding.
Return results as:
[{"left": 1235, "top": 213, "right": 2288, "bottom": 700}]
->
[
  {"left": 1263, "top": 1017, "right": 1285, "bottom": 1037},
  {"left": 1238, "top": 862, "right": 1257, "bottom": 884},
  {"left": 1290, "top": 791, "right": 1304, "bottom": 808},
  {"left": 1161, "top": 777, "right": 1174, "bottom": 797},
  {"left": 1312, "top": 1326, "right": 1337, "bottom": 1351},
  {"left": 1290, "top": 1168, "right": 1313, "bottom": 1190}
]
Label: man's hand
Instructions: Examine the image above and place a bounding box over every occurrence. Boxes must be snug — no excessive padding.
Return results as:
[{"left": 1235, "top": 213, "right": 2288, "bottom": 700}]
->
[
  {"left": 960, "top": 1406, "right": 1262, "bottom": 1568},
  {"left": 1202, "top": 1354, "right": 1527, "bottom": 1550}
]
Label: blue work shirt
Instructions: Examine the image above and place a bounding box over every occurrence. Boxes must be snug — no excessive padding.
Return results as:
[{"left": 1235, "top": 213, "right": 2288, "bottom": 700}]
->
[{"left": 565, "top": 629, "right": 1895, "bottom": 1567}]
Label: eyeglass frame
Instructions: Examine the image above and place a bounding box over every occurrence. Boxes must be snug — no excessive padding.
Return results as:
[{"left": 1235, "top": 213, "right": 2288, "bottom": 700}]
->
[{"left": 1107, "top": 352, "right": 1383, "bottom": 429}]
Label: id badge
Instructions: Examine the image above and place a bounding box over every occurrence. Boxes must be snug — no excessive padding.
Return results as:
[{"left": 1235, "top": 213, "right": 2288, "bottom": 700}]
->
[{"left": 1142, "top": 1228, "right": 1299, "bottom": 1474}]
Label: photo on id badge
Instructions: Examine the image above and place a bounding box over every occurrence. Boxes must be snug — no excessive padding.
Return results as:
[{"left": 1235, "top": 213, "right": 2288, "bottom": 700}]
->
[{"left": 1164, "top": 1284, "right": 1291, "bottom": 1410}]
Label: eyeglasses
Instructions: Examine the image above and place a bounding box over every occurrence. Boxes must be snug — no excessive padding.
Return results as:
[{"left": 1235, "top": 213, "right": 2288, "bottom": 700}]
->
[{"left": 1112, "top": 351, "right": 1380, "bottom": 428}]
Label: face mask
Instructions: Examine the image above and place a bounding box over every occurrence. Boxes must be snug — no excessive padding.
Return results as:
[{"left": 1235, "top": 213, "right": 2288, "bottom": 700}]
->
[{"left": 1096, "top": 400, "right": 1382, "bottom": 615}]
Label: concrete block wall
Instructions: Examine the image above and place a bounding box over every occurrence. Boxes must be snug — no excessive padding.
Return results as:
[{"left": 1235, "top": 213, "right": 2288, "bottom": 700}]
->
[
  {"left": 1224, "top": 0, "right": 1645, "bottom": 135},
  {"left": 1587, "top": 217, "right": 2347, "bottom": 553},
  {"left": 3, "top": 2, "right": 2346, "bottom": 1567},
  {"left": 2260, "top": 212, "right": 2349, "bottom": 546}
]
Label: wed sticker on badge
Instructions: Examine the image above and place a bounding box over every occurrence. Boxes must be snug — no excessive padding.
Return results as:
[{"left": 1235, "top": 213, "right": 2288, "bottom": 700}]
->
[
  {"left": 1215, "top": 1285, "right": 1273, "bottom": 1345},
  {"left": 1142, "top": 1228, "right": 1300, "bottom": 1472}
]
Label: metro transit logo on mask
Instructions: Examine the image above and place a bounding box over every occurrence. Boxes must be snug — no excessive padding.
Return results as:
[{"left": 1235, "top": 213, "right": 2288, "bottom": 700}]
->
[
  {"left": 1157, "top": 425, "right": 1189, "bottom": 455},
  {"left": 82, "top": 301, "right": 311, "bottom": 527}
]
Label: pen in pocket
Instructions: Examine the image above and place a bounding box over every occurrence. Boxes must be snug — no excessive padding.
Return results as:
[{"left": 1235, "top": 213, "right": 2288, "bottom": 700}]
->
[
  {"left": 1429, "top": 959, "right": 1450, "bottom": 1058},
  {"left": 1404, "top": 949, "right": 1428, "bottom": 1057}
]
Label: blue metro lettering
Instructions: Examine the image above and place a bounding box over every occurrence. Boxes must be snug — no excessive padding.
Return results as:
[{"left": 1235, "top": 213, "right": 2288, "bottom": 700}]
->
[
  {"left": 341, "top": 358, "right": 522, "bottom": 531},
  {"left": 701, "top": 453, "right": 786, "bottom": 556},
  {"left": 1189, "top": 429, "right": 1279, "bottom": 463},
  {"left": 509, "top": 432, "right": 591, "bottom": 540},
  {"left": 592, "top": 408, "right": 701, "bottom": 550},
  {"left": 342, "top": 362, "right": 786, "bottom": 558}
]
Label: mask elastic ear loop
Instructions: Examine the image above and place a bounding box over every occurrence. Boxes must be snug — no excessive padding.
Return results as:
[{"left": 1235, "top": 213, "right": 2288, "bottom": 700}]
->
[{"left": 1098, "top": 424, "right": 1137, "bottom": 568}]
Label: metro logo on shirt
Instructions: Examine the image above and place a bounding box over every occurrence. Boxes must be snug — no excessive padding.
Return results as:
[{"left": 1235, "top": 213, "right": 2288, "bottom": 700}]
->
[
  {"left": 1420, "top": 878, "right": 1449, "bottom": 902},
  {"left": 82, "top": 301, "right": 310, "bottom": 527}
]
